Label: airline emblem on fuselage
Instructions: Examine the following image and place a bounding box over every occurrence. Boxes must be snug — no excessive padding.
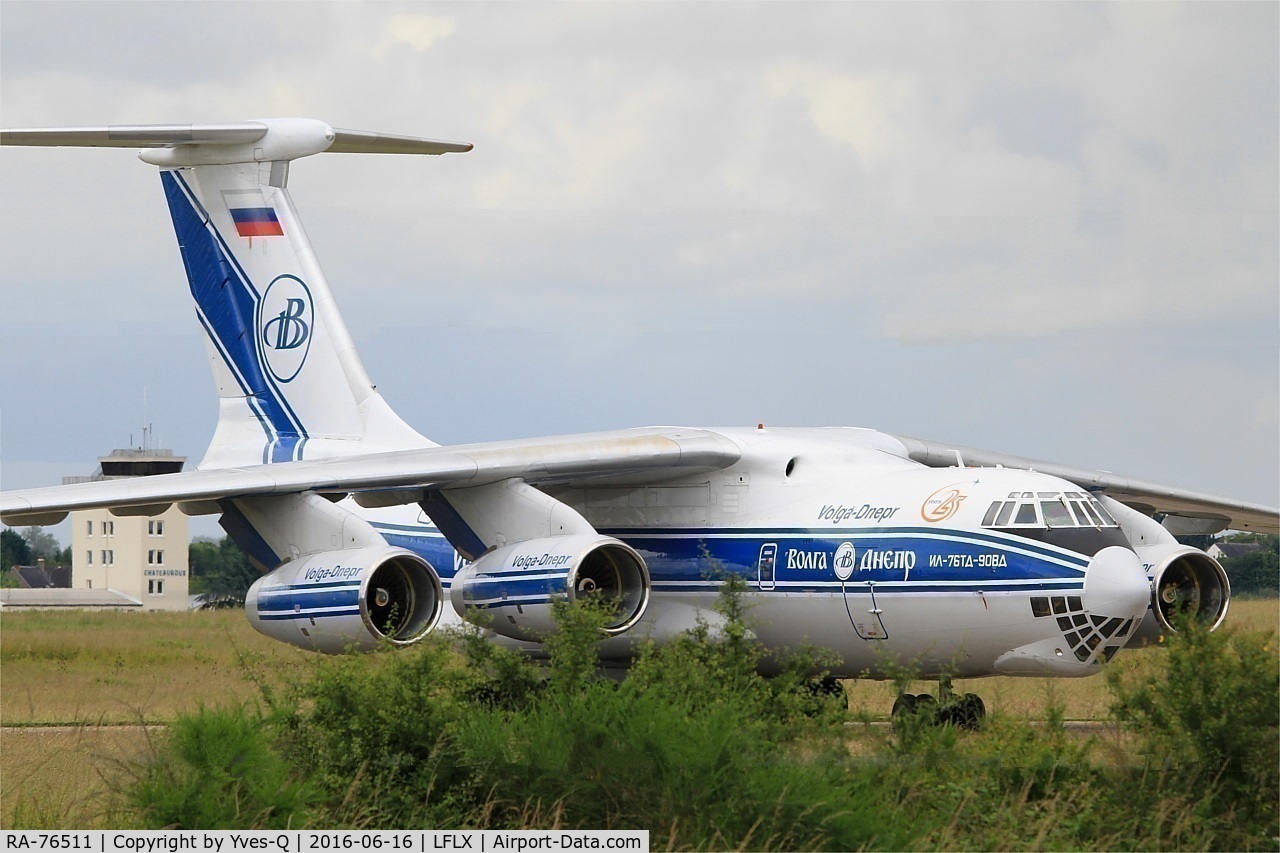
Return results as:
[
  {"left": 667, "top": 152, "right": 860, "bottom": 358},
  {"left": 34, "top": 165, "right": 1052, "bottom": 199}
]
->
[
  {"left": 258, "top": 274, "right": 314, "bottom": 383},
  {"left": 921, "top": 484, "right": 967, "bottom": 522},
  {"left": 833, "top": 542, "right": 856, "bottom": 580}
]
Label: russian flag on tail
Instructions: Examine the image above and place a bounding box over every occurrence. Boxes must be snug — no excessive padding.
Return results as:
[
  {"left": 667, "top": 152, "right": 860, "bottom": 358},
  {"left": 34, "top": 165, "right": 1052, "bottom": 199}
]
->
[{"left": 230, "top": 206, "right": 284, "bottom": 237}]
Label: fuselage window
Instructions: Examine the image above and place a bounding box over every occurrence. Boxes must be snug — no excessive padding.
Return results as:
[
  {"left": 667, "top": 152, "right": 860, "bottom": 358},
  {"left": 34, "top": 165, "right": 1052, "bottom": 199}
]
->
[
  {"left": 982, "top": 501, "right": 1002, "bottom": 526},
  {"left": 1014, "top": 503, "right": 1038, "bottom": 525},
  {"left": 994, "top": 502, "right": 1016, "bottom": 526}
]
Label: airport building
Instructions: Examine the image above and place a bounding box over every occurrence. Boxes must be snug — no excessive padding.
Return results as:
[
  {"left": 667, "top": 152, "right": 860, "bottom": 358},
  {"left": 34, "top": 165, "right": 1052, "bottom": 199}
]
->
[{"left": 67, "top": 447, "right": 190, "bottom": 611}]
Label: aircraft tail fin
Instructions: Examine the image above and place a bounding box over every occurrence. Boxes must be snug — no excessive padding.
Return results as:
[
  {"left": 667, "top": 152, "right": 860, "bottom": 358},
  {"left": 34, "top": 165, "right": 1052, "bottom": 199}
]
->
[{"left": 2, "top": 119, "right": 472, "bottom": 468}]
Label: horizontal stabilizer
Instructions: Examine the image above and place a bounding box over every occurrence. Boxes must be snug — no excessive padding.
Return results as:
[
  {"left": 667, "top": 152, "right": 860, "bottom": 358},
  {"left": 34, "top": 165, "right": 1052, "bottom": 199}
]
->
[
  {"left": 329, "top": 128, "right": 473, "bottom": 155},
  {"left": 1, "top": 123, "right": 270, "bottom": 148},
  {"left": 1, "top": 119, "right": 471, "bottom": 163}
]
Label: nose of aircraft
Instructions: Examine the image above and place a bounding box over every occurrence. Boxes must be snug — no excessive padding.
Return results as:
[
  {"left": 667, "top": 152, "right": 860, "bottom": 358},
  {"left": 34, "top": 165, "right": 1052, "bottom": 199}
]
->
[{"left": 1082, "top": 545, "right": 1150, "bottom": 618}]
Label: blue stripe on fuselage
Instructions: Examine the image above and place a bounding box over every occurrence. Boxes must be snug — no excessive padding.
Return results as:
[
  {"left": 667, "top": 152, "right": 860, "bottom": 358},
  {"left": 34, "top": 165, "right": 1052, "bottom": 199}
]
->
[{"left": 369, "top": 522, "right": 1093, "bottom": 593}]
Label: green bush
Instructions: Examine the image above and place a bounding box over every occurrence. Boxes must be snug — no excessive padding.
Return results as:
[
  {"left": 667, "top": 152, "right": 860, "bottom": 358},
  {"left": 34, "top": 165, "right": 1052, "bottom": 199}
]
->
[
  {"left": 129, "top": 706, "right": 316, "bottom": 828},
  {"left": 274, "top": 638, "right": 482, "bottom": 827},
  {"left": 123, "top": 574, "right": 1278, "bottom": 849},
  {"left": 438, "top": 588, "right": 891, "bottom": 847},
  {"left": 1108, "top": 620, "right": 1279, "bottom": 848}
]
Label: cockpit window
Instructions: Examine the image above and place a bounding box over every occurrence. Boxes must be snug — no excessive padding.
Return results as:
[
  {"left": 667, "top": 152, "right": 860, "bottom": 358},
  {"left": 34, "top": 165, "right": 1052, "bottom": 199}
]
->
[
  {"left": 1041, "top": 500, "right": 1074, "bottom": 528},
  {"left": 1075, "top": 501, "right": 1102, "bottom": 526},
  {"left": 982, "top": 491, "right": 1119, "bottom": 529},
  {"left": 1090, "top": 498, "right": 1117, "bottom": 526}
]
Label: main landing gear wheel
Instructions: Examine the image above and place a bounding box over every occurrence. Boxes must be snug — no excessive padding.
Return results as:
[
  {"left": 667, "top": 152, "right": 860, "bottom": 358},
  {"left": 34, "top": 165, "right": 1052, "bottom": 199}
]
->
[
  {"left": 891, "top": 692, "right": 937, "bottom": 728},
  {"left": 892, "top": 690, "right": 986, "bottom": 730},
  {"left": 939, "top": 693, "right": 986, "bottom": 730},
  {"left": 811, "top": 676, "right": 846, "bottom": 699}
]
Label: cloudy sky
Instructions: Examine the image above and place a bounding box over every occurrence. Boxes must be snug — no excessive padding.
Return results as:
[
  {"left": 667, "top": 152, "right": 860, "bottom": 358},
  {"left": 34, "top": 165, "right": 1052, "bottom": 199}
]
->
[{"left": 1, "top": 2, "right": 1276, "bottom": 541}]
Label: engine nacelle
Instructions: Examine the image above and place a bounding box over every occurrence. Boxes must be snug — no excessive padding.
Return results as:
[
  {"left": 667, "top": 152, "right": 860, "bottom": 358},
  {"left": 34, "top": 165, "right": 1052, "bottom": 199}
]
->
[
  {"left": 451, "top": 534, "right": 649, "bottom": 642},
  {"left": 246, "top": 546, "right": 443, "bottom": 653},
  {"left": 1126, "top": 543, "right": 1231, "bottom": 646}
]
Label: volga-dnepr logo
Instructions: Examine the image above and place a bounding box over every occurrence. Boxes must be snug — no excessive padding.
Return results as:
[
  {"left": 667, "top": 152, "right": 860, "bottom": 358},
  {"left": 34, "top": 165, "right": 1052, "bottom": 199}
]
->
[
  {"left": 833, "top": 542, "right": 856, "bottom": 580},
  {"left": 921, "top": 484, "right": 967, "bottom": 523},
  {"left": 258, "top": 274, "right": 314, "bottom": 383}
]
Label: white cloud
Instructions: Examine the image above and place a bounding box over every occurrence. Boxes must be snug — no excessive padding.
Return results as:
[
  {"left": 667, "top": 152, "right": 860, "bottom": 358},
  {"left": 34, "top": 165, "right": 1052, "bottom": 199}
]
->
[
  {"left": 766, "top": 65, "right": 911, "bottom": 170},
  {"left": 373, "top": 13, "right": 456, "bottom": 58}
]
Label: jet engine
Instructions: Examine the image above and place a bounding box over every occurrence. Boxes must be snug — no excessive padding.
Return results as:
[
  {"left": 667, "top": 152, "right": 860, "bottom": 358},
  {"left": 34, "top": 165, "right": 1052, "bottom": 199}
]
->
[
  {"left": 246, "top": 546, "right": 443, "bottom": 653},
  {"left": 1125, "top": 544, "right": 1230, "bottom": 646},
  {"left": 451, "top": 534, "right": 649, "bottom": 642}
]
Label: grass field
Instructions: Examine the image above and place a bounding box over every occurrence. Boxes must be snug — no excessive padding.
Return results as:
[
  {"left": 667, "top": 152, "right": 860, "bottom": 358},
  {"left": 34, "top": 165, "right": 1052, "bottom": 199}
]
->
[
  {"left": 1, "top": 610, "right": 308, "bottom": 725},
  {"left": 2, "top": 599, "right": 1276, "bottom": 830}
]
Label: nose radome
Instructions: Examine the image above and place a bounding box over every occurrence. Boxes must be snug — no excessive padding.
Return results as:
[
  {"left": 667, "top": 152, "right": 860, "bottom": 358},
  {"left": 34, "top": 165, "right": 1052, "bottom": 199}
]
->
[{"left": 1083, "top": 546, "right": 1150, "bottom": 618}]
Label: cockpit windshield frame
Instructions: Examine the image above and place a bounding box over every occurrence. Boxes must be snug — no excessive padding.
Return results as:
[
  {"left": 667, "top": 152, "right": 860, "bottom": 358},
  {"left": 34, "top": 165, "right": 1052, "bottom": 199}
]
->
[{"left": 981, "top": 491, "right": 1119, "bottom": 531}]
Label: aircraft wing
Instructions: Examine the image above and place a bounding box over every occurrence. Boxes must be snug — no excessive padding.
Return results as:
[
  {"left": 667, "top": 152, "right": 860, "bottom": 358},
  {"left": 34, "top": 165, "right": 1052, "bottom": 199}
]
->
[
  {"left": 0, "top": 428, "right": 740, "bottom": 527},
  {"left": 892, "top": 434, "right": 1279, "bottom": 535}
]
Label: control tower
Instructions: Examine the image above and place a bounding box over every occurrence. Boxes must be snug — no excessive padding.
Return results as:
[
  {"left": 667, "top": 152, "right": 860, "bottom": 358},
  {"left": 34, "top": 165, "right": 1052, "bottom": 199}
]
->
[{"left": 68, "top": 445, "right": 190, "bottom": 610}]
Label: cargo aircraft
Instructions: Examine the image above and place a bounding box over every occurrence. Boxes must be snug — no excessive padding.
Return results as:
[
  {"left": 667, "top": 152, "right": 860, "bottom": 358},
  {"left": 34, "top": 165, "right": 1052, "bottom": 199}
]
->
[{"left": 3, "top": 119, "right": 1276, "bottom": 723}]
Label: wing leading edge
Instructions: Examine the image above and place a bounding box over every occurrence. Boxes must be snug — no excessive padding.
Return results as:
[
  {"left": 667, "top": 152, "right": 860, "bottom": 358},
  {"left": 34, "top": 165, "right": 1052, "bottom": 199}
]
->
[
  {"left": 892, "top": 434, "right": 1279, "bottom": 535},
  {"left": 0, "top": 428, "right": 741, "bottom": 527}
]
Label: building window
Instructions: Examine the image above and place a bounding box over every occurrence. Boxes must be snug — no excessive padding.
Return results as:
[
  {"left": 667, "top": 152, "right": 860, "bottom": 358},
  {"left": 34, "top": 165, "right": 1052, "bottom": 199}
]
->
[
  {"left": 148, "top": 579, "right": 164, "bottom": 595},
  {"left": 101, "top": 520, "right": 114, "bottom": 536},
  {"left": 87, "top": 579, "right": 92, "bottom": 589},
  {"left": 156, "top": 549, "right": 164, "bottom": 565},
  {"left": 106, "top": 550, "right": 114, "bottom": 565},
  {"left": 86, "top": 520, "right": 93, "bottom": 537},
  {"left": 86, "top": 551, "right": 93, "bottom": 565},
  {"left": 147, "top": 519, "right": 165, "bottom": 536},
  {"left": 148, "top": 550, "right": 154, "bottom": 564},
  {"left": 156, "top": 520, "right": 164, "bottom": 536},
  {"left": 148, "top": 550, "right": 165, "bottom": 566},
  {"left": 101, "top": 550, "right": 108, "bottom": 564}
]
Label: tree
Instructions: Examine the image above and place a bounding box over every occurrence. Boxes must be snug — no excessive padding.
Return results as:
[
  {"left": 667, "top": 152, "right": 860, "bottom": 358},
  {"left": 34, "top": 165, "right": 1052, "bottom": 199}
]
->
[
  {"left": 1221, "top": 539, "right": 1279, "bottom": 597},
  {"left": 189, "top": 536, "right": 258, "bottom": 605},
  {"left": 22, "top": 527, "right": 62, "bottom": 561},
  {"left": 2, "top": 528, "right": 33, "bottom": 568}
]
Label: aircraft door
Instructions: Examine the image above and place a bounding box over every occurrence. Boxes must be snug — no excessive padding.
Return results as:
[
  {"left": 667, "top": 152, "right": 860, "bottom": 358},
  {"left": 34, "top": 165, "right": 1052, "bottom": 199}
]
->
[
  {"left": 757, "top": 543, "right": 777, "bottom": 591},
  {"left": 834, "top": 541, "right": 887, "bottom": 639}
]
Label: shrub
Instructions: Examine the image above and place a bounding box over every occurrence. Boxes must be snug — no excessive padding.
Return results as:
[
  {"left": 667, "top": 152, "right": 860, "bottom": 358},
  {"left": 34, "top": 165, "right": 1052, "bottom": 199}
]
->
[
  {"left": 124, "top": 576, "right": 1277, "bottom": 848},
  {"left": 1108, "top": 620, "right": 1279, "bottom": 847},
  {"left": 129, "top": 706, "right": 315, "bottom": 829}
]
